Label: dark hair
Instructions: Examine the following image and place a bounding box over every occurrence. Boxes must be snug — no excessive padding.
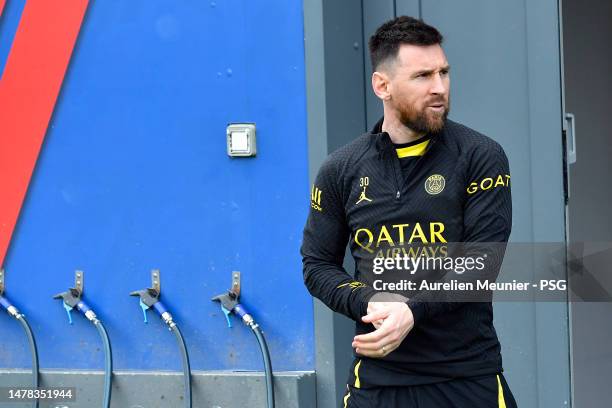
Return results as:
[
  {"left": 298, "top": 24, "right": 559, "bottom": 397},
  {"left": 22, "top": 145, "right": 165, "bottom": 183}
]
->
[{"left": 369, "top": 16, "right": 443, "bottom": 70}]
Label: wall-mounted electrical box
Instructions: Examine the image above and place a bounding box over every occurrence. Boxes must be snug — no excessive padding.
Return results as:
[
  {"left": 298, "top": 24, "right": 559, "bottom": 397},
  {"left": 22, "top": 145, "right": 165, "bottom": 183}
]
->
[{"left": 227, "top": 123, "right": 256, "bottom": 157}]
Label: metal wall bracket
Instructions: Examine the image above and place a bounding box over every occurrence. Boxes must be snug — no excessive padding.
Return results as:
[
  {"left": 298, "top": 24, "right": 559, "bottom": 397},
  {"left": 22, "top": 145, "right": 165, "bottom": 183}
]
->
[
  {"left": 151, "top": 269, "right": 160, "bottom": 294},
  {"left": 565, "top": 112, "right": 577, "bottom": 164},
  {"left": 75, "top": 270, "right": 84, "bottom": 294},
  {"left": 232, "top": 271, "right": 241, "bottom": 296}
]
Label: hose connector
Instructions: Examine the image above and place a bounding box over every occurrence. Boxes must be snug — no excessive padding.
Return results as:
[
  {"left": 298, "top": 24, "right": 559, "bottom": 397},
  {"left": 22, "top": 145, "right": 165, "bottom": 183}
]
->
[
  {"left": 161, "top": 311, "right": 176, "bottom": 328},
  {"left": 0, "top": 273, "right": 24, "bottom": 320},
  {"left": 242, "top": 313, "right": 254, "bottom": 325},
  {"left": 234, "top": 304, "right": 257, "bottom": 329},
  {"left": 85, "top": 309, "right": 98, "bottom": 322},
  {"left": 7, "top": 305, "right": 20, "bottom": 319}
]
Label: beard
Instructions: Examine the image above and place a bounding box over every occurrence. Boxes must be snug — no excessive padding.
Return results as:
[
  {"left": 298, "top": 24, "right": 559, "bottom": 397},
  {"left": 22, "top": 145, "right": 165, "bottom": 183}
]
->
[{"left": 397, "top": 96, "right": 450, "bottom": 134}]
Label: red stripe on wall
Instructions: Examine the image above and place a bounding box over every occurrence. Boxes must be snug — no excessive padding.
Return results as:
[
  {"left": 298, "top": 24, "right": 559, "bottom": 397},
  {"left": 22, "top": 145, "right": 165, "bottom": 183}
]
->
[
  {"left": 0, "top": 0, "right": 89, "bottom": 267},
  {"left": 0, "top": 0, "right": 6, "bottom": 18}
]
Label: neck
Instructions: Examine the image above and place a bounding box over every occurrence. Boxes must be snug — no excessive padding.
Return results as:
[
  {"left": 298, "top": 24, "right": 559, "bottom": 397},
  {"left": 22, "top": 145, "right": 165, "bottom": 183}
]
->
[{"left": 381, "top": 110, "right": 425, "bottom": 144}]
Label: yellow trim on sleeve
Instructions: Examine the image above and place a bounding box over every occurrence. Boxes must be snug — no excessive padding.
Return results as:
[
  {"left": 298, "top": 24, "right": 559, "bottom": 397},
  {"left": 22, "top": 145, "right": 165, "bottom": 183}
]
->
[
  {"left": 337, "top": 281, "right": 367, "bottom": 292},
  {"left": 343, "top": 391, "right": 351, "bottom": 408},
  {"left": 354, "top": 360, "right": 362, "bottom": 388},
  {"left": 396, "top": 140, "right": 430, "bottom": 158},
  {"left": 497, "top": 375, "right": 507, "bottom": 408}
]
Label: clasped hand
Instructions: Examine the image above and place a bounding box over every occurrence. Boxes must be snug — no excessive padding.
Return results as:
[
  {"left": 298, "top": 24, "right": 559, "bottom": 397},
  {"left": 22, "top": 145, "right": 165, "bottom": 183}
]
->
[{"left": 352, "top": 293, "right": 415, "bottom": 358}]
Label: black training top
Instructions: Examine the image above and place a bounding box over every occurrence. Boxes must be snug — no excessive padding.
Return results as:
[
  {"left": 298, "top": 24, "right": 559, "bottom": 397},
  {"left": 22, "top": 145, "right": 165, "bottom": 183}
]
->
[{"left": 301, "top": 117, "right": 512, "bottom": 387}]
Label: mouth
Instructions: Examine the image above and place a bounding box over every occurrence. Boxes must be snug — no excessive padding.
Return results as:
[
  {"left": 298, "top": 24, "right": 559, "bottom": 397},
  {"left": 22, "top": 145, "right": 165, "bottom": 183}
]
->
[{"left": 427, "top": 104, "right": 446, "bottom": 113}]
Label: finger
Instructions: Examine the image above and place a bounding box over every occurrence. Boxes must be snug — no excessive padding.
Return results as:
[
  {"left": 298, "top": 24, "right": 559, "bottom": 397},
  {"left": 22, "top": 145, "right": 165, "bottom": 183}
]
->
[
  {"left": 353, "top": 328, "right": 395, "bottom": 349},
  {"left": 373, "top": 319, "right": 384, "bottom": 329},
  {"left": 354, "top": 314, "right": 398, "bottom": 343},
  {"left": 353, "top": 331, "right": 400, "bottom": 351},
  {"left": 355, "top": 347, "right": 385, "bottom": 358},
  {"left": 353, "top": 339, "right": 386, "bottom": 351},
  {"left": 355, "top": 339, "right": 401, "bottom": 358},
  {"left": 361, "top": 309, "right": 389, "bottom": 324}
]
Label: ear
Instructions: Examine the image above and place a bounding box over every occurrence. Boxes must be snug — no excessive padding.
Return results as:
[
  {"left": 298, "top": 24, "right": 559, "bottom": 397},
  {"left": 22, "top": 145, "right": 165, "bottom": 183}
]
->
[{"left": 372, "top": 71, "right": 391, "bottom": 101}]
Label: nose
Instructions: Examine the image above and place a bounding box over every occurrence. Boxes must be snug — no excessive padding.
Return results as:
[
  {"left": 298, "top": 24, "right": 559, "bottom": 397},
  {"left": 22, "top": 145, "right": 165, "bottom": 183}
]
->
[{"left": 430, "top": 72, "right": 447, "bottom": 95}]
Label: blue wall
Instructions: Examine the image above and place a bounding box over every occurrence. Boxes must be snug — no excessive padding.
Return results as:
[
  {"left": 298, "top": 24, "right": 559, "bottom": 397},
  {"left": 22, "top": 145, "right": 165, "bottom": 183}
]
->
[{"left": 0, "top": 0, "right": 313, "bottom": 372}]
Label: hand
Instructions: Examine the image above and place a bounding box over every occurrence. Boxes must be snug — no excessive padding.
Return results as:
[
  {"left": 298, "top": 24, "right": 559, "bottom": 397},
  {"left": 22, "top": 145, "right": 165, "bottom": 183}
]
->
[
  {"left": 352, "top": 294, "right": 414, "bottom": 358},
  {"left": 366, "top": 292, "right": 409, "bottom": 329}
]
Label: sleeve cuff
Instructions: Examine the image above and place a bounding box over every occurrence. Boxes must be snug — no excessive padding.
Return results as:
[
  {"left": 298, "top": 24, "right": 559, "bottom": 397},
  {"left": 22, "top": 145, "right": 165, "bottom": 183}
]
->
[{"left": 406, "top": 299, "right": 426, "bottom": 326}]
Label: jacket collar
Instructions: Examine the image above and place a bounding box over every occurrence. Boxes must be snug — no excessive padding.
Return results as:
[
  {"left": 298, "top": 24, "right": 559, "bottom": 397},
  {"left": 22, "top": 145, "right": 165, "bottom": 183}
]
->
[{"left": 371, "top": 116, "right": 444, "bottom": 155}]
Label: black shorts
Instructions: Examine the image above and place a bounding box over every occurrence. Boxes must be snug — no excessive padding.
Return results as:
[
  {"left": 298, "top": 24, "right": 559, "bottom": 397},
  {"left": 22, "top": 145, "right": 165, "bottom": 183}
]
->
[{"left": 342, "top": 373, "right": 518, "bottom": 408}]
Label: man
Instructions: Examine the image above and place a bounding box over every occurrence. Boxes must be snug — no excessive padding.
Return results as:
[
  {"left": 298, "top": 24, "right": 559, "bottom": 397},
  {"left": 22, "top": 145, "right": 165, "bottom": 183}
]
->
[{"left": 301, "top": 16, "right": 518, "bottom": 407}]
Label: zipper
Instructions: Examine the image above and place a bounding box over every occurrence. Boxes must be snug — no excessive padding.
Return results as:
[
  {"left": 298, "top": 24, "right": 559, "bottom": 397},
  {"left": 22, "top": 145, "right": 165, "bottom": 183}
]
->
[
  {"left": 381, "top": 139, "right": 406, "bottom": 202},
  {"left": 397, "top": 135, "right": 439, "bottom": 194},
  {"left": 380, "top": 130, "right": 439, "bottom": 201},
  {"left": 379, "top": 138, "right": 403, "bottom": 201},
  {"left": 391, "top": 152, "right": 403, "bottom": 201}
]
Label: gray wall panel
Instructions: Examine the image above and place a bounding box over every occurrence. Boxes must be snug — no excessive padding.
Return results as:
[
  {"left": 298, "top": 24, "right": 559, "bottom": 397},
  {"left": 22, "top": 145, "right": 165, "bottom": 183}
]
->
[
  {"left": 362, "top": 0, "right": 395, "bottom": 130},
  {"left": 322, "top": 0, "right": 367, "bottom": 152},
  {"left": 395, "top": 0, "right": 421, "bottom": 19},
  {"left": 564, "top": 2, "right": 612, "bottom": 241},
  {"left": 304, "top": 1, "right": 368, "bottom": 406},
  {"left": 563, "top": 0, "right": 612, "bottom": 407},
  {"left": 524, "top": 1, "right": 571, "bottom": 405}
]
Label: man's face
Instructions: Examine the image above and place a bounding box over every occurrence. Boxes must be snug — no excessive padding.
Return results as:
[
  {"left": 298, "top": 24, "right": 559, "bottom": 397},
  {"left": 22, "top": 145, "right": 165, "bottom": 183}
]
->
[{"left": 381, "top": 43, "right": 450, "bottom": 134}]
